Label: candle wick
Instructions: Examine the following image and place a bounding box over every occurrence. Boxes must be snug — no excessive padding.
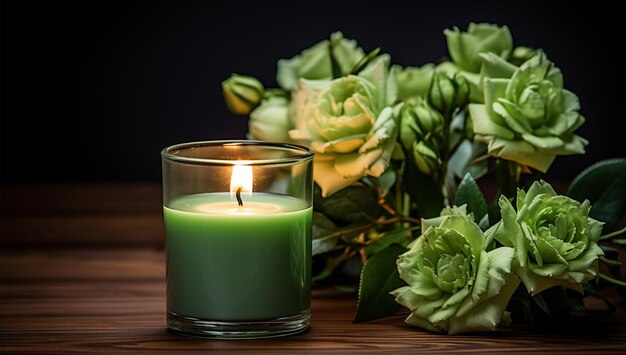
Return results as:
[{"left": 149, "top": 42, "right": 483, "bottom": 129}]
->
[{"left": 236, "top": 186, "right": 243, "bottom": 207}]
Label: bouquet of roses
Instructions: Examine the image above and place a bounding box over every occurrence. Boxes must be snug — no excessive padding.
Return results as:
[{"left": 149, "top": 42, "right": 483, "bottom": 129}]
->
[{"left": 222, "top": 24, "right": 626, "bottom": 334}]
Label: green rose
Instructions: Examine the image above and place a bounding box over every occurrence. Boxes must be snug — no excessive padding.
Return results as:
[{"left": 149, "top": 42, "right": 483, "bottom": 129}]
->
[
  {"left": 428, "top": 71, "right": 470, "bottom": 119},
  {"left": 277, "top": 32, "right": 365, "bottom": 92},
  {"left": 289, "top": 56, "right": 398, "bottom": 197},
  {"left": 248, "top": 97, "right": 292, "bottom": 142},
  {"left": 392, "top": 212, "right": 519, "bottom": 334},
  {"left": 509, "top": 46, "right": 538, "bottom": 66},
  {"left": 394, "top": 64, "right": 434, "bottom": 103},
  {"left": 441, "top": 23, "right": 513, "bottom": 102},
  {"left": 491, "top": 181, "right": 604, "bottom": 295},
  {"left": 399, "top": 100, "right": 444, "bottom": 176},
  {"left": 469, "top": 52, "right": 587, "bottom": 172},
  {"left": 222, "top": 74, "right": 264, "bottom": 115},
  {"left": 417, "top": 205, "right": 469, "bottom": 238},
  {"left": 444, "top": 23, "right": 513, "bottom": 73}
]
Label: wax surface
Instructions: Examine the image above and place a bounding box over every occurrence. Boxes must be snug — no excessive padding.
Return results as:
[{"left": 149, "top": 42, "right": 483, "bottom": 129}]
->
[{"left": 164, "top": 193, "right": 312, "bottom": 321}]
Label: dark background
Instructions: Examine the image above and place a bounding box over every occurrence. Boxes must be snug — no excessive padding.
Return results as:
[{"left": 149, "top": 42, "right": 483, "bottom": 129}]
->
[{"left": 1, "top": 0, "right": 624, "bottom": 183}]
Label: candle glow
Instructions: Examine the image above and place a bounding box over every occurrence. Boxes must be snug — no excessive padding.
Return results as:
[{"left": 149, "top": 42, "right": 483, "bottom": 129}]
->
[{"left": 230, "top": 165, "right": 253, "bottom": 201}]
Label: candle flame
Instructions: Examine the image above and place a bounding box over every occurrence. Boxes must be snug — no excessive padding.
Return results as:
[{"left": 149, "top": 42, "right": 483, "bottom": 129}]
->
[{"left": 230, "top": 165, "right": 253, "bottom": 199}]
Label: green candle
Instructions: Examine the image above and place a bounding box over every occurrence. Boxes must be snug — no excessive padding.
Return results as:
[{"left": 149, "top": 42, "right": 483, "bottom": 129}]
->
[
  {"left": 162, "top": 140, "right": 314, "bottom": 337},
  {"left": 164, "top": 192, "right": 312, "bottom": 321}
]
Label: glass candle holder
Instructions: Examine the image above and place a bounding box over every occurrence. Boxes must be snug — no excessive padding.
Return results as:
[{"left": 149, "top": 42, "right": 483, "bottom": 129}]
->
[{"left": 161, "top": 140, "right": 314, "bottom": 339}]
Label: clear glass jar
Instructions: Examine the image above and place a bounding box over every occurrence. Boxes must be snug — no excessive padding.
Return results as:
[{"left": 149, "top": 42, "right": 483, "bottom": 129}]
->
[{"left": 161, "top": 140, "right": 314, "bottom": 339}]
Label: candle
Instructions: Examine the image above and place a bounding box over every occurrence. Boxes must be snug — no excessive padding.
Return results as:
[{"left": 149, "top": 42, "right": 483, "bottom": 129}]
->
[
  {"left": 161, "top": 140, "right": 314, "bottom": 338},
  {"left": 164, "top": 192, "right": 312, "bottom": 321}
]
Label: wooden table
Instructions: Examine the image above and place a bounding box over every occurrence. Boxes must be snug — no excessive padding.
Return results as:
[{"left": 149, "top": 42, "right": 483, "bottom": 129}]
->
[{"left": 2, "top": 184, "right": 625, "bottom": 353}]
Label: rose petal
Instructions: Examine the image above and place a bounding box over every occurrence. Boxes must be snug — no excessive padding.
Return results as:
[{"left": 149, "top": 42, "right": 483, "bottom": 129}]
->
[
  {"left": 469, "top": 104, "right": 515, "bottom": 139},
  {"left": 313, "top": 159, "right": 361, "bottom": 197},
  {"left": 480, "top": 53, "right": 517, "bottom": 80},
  {"left": 447, "top": 272, "right": 519, "bottom": 335},
  {"left": 521, "top": 133, "right": 564, "bottom": 149},
  {"left": 310, "top": 135, "right": 366, "bottom": 154},
  {"left": 485, "top": 137, "right": 556, "bottom": 172}
]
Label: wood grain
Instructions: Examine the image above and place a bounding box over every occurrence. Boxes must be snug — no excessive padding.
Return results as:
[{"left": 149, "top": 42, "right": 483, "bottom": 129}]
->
[
  {"left": 1, "top": 183, "right": 626, "bottom": 352},
  {"left": 1, "top": 249, "right": 625, "bottom": 353},
  {"left": 1, "top": 184, "right": 164, "bottom": 248}
]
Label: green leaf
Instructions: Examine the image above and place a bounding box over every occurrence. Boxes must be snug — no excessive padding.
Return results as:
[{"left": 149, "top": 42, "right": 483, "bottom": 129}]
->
[
  {"left": 364, "top": 226, "right": 418, "bottom": 256},
  {"left": 350, "top": 47, "right": 381, "bottom": 75},
  {"left": 535, "top": 287, "right": 586, "bottom": 318},
  {"left": 454, "top": 173, "right": 488, "bottom": 222},
  {"left": 354, "top": 244, "right": 407, "bottom": 322},
  {"left": 403, "top": 159, "right": 444, "bottom": 218},
  {"left": 448, "top": 110, "right": 466, "bottom": 151},
  {"left": 328, "top": 41, "right": 342, "bottom": 79},
  {"left": 507, "top": 284, "right": 536, "bottom": 327},
  {"left": 478, "top": 213, "right": 490, "bottom": 232},
  {"left": 312, "top": 254, "right": 343, "bottom": 283},
  {"left": 312, "top": 212, "right": 339, "bottom": 256},
  {"left": 448, "top": 139, "right": 488, "bottom": 180},
  {"left": 313, "top": 212, "right": 337, "bottom": 239},
  {"left": 568, "top": 158, "right": 626, "bottom": 229},
  {"left": 613, "top": 239, "right": 626, "bottom": 245},
  {"left": 362, "top": 170, "right": 396, "bottom": 199},
  {"left": 314, "top": 184, "right": 385, "bottom": 224},
  {"left": 531, "top": 293, "right": 553, "bottom": 319},
  {"left": 488, "top": 198, "right": 503, "bottom": 227},
  {"left": 312, "top": 236, "right": 339, "bottom": 256}
]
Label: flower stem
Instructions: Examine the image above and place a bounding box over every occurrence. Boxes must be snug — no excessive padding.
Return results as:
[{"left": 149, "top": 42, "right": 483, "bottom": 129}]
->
[
  {"left": 395, "top": 168, "right": 404, "bottom": 218},
  {"left": 600, "top": 256, "right": 622, "bottom": 267},
  {"left": 442, "top": 169, "right": 456, "bottom": 206},
  {"left": 599, "top": 225, "right": 626, "bottom": 241},
  {"left": 598, "top": 273, "right": 626, "bottom": 288},
  {"left": 496, "top": 159, "right": 522, "bottom": 198},
  {"left": 402, "top": 193, "right": 411, "bottom": 215},
  {"left": 319, "top": 216, "right": 421, "bottom": 242}
]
